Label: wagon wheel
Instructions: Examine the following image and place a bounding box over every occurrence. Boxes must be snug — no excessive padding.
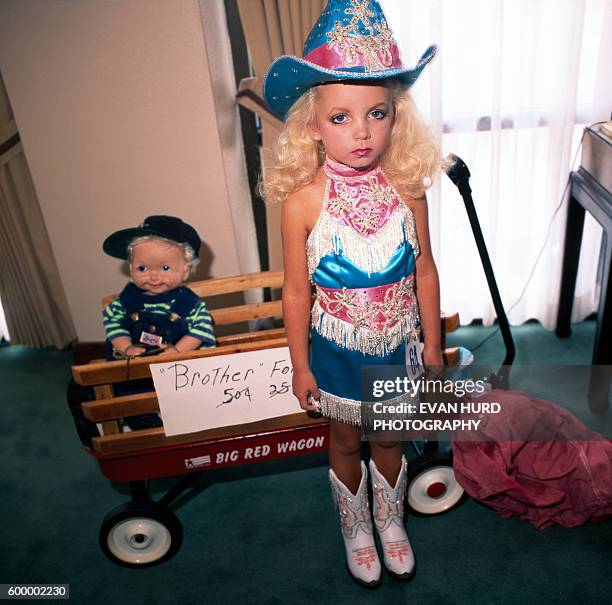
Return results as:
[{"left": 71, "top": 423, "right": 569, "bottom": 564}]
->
[
  {"left": 99, "top": 502, "right": 183, "bottom": 567},
  {"left": 406, "top": 451, "right": 465, "bottom": 515}
]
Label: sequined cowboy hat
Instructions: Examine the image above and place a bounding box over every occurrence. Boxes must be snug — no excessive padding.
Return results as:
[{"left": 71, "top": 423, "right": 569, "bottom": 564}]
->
[
  {"left": 103, "top": 215, "right": 202, "bottom": 260},
  {"left": 263, "top": 0, "right": 437, "bottom": 120}
]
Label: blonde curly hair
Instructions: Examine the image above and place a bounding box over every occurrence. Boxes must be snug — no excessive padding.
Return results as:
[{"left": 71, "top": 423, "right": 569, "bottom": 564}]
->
[{"left": 261, "top": 80, "right": 441, "bottom": 205}]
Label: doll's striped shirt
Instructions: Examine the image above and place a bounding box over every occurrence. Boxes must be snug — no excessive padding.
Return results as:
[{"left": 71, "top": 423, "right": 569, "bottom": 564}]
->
[{"left": 103, "top": 297, "right": 216, "bottom": 346}]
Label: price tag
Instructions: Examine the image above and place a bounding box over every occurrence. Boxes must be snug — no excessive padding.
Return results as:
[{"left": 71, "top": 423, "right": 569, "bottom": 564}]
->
[
  {"left": 405, "top": 336, "right": 424, "bottom": 381},
  {"left": 140, "top": 331, "right": 163, "bottom": 347}
]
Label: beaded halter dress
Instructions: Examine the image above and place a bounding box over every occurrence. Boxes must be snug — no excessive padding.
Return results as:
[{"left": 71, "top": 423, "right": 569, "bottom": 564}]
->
[{"left": 308, "top": 156, "right": 421, "bottom": 425}]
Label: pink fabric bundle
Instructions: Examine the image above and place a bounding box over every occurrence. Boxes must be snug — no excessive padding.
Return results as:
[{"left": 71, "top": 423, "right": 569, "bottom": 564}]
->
[{"left": 451, "top": 390, "right": 612, "bottom": 529}]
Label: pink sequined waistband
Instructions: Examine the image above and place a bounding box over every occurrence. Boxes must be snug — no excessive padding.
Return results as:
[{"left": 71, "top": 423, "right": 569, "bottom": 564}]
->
[{"left": 315, "top": 276, "right": 415, "bottom": 334}]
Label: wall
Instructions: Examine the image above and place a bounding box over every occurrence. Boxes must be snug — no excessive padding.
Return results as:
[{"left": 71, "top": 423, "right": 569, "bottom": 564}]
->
[{"left": 0, "top": 0, "right": 258, "bottom": 341}]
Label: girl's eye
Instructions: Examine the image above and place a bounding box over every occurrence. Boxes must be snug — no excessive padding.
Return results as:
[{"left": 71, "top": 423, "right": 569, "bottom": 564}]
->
[
  {"left": 136, "top": 265, "right": 147, "bottom": 272},
  {"left": 331, "top": 113, "right": 348, "bottom": 124},
  {"left": 370, "top": 109, "right": 387, "bottom": 119},
  {"left": 162, "top": 265, "right": 170, "bottom": 272}
]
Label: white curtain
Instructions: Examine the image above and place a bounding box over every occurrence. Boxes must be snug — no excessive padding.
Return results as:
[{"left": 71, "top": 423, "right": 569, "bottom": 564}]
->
[
  {"left": 0, "top": 297, "right": 9, "bottom": 341},
  {"left": 381, "top": 0, "right": 610, "bottom": 328}
]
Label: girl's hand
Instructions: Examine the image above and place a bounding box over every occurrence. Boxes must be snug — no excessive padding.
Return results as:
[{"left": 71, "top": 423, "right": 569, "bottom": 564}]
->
[
  {"left": 422, "top": 344, "right": 444, "bottom": 371},
  {"left": 293, "top": 368, "right": 321, "bottom": 412}
]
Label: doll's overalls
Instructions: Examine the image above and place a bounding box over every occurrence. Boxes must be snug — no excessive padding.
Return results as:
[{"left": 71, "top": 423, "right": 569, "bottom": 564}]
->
[{"left": 115, "top": 282, "right": 201, "bottom": 352}]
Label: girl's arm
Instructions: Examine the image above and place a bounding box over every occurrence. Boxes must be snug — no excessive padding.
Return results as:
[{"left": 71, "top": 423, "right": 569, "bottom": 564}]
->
[
  {"left": 281, "top": 190, "right": 320, "bottom": 411},
  {"left": 410, "top": 196, "right": 444, "bottom": 368}
]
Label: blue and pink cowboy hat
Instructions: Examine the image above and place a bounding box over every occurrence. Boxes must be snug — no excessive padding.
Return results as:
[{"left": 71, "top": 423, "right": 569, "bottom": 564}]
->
[{"left": 263, "top": 0, "right": 437, "bottom": 119}]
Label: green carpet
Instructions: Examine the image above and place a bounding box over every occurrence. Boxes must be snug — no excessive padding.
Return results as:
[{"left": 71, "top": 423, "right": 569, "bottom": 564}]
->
[{"left": 1, "top": 321, "right": 610, "bottom": 605}]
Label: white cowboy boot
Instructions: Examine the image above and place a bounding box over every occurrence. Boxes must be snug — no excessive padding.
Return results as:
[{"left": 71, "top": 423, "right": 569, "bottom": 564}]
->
[
  {"left": 329, "top": 462, "right": 382, "bottom": 588},
  {"left": 369, "top": 455, "right": 416, "bottom": 580}
]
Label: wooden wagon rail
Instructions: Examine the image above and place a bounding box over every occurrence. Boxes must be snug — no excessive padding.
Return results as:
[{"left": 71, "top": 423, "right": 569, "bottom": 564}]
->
[{"left": 72, "top": 270, "right": 461, "bottom": 458}]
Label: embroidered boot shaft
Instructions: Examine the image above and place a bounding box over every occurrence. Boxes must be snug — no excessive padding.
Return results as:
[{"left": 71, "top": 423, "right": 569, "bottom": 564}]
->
[
  {"left": 369, "top": 455, "right": 416, "bottom": 580},
  {"left": 329, "top": 462, "right": 382, "bottom": 587}
]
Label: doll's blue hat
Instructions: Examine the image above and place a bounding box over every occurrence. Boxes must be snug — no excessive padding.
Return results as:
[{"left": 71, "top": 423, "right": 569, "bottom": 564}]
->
[{"left": 263, "top": 0, "right": 437, "bottom": 120}]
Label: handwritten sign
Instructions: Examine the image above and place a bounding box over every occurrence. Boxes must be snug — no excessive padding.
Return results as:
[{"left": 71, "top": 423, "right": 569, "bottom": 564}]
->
[{"left": 149, "top": 347, "right": 300, "bottom": 436}]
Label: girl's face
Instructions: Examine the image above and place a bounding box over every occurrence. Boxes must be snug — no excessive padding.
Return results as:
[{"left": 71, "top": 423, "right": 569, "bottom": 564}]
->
[
  {"left": 313, "top": 83, "right": 394, "bottom": 170},
  {"left": 130, "top": 240, "right": 188, "bottom": 295}
]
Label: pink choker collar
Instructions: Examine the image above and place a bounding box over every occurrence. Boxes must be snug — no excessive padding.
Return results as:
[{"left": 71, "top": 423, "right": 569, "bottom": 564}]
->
[
  {"left": 323, "top": 156, "right": 381, "bottom": 179},
  {"left": 322, "top": 155, "right": 398, "bottom": 238}
]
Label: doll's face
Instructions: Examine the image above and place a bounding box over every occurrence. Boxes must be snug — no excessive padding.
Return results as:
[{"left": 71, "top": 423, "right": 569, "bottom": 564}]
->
[
  {"left": 312, "top": 83, "right": 394, "bottom": 170},
  {"left": 129, "top": 240, "right": 188, "bottom": 295}
]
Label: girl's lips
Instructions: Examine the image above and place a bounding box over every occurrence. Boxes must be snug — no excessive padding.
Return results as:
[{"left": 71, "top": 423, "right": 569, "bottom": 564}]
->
[{"left": 352, "top": 148, "right": 372, "bottom": 157}]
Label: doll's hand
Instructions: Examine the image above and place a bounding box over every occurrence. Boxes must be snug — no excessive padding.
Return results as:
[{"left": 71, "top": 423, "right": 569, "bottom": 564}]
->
[
  {"left": 124, "top": 344, "right": 146, "bottom": 356},
  {"left": 158, "top": 345, "right": 179, "bottom": 356},
  {"left": 159, "top": 336, "right": 201, "bottom": 355},
  {"left": 292, "top": 368, "right": 321, "bottom": 412}
]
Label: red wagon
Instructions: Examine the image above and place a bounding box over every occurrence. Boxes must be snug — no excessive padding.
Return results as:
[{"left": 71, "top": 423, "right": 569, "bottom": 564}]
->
[{"left": 72, "top": 270, "right": 465, "bottom": 567}]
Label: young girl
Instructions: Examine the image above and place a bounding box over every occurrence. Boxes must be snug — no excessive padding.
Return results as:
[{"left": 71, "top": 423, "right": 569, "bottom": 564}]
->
[{"left": 263, "top": 0, "right": 442, "bottom": 588}]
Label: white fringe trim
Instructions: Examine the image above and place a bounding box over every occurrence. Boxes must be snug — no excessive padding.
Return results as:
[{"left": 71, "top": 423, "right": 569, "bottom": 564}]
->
[
  {"left": 311, "top": 300, "right": 420, "bottom": 357},
  {"left": 318, "top": 390, "right": 418, "bottom": 427},
  {"left": 307, "top": 204, "right": 419, "bottom": 277}
]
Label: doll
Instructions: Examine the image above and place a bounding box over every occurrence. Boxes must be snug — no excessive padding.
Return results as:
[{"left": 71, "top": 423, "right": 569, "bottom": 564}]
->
[
  {"left": 102, "top": 215, "right": 215, "bottom": 358},
  {"left": 262, "top": 0, "right": 441, "bottom": 588},
  {"left": 68, "top": 215, "right": 215, "bottom": 445}
]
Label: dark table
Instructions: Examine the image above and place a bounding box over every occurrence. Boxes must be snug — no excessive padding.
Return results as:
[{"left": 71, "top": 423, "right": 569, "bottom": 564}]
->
[{"left": 556, "top": 126, "right": 611, "bottom": 411}]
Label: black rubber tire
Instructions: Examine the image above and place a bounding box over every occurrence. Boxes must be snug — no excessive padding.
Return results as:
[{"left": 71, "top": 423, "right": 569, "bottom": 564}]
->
[
  {"left": 406, "top": 451, "right": 465, "bottom": 515},
  {"left": 99, "top": 502, "right": 183, "bottom": 567}
]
